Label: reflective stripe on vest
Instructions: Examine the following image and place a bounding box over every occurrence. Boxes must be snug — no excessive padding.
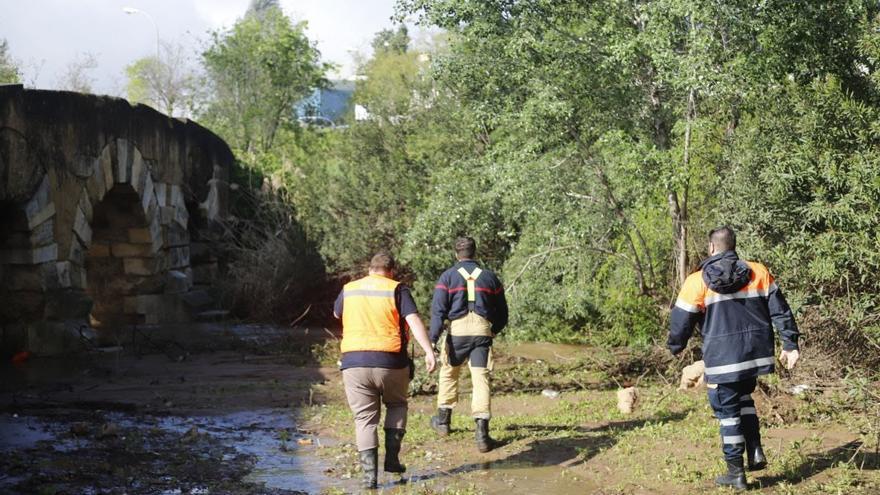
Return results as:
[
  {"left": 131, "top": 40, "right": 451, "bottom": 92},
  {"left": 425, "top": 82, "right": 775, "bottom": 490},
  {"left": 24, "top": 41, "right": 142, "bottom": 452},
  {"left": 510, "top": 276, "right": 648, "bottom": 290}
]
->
[
  {"left": 340, "top": 274, "right": 403, "bottom": 353},
  {"left": 456, "top": 267, "right": 483, "bottom": 303}
]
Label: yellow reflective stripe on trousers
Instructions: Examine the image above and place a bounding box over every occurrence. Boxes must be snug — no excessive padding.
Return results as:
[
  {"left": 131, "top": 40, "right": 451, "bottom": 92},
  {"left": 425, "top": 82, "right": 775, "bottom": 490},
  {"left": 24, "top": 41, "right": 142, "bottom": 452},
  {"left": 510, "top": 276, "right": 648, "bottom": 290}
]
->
[{"left": 456, "top": 267, "right": 483, "bottom": 302}]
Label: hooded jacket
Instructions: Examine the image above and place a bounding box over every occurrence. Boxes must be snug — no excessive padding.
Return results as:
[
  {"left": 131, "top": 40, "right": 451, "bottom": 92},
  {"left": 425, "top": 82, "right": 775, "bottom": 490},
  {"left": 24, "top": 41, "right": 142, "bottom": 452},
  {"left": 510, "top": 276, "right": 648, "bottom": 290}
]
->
[{"left": 668, "top": 251, "right": 799, "bottom": 384}]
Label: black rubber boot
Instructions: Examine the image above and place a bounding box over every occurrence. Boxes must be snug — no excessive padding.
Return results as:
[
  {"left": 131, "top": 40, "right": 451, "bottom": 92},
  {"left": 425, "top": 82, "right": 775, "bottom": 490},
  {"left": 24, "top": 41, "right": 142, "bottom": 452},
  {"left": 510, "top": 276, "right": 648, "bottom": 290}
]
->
[
  {"left": 746, "top": 440, "right": 767, "bottom": 471},
  {"left": 430, "top": 408, "right": 451, "bottom": 436},
  {"left": 715, "top": 457, "right": 747, "bottom": 491},
  {"left": 359, "top": 448, "right": 378, "bottom": 489},
  {"left": 475, "top": 418, "right": 497, "bottom": 453},
  {"left": 384, "top": 428, "right": 406, "bottom": 473}
]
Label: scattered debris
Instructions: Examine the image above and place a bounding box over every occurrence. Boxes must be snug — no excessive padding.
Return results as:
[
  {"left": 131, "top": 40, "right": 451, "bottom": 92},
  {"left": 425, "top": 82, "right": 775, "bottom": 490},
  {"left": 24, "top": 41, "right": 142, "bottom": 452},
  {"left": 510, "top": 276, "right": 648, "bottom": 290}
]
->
[
  {"left": 70, "top": 422, "right": 91, "bottom": 436},
  {"left": 180, "top": 427, "right": 201, "bottom": 444},
  {"left": 616, "top": 386, "right": 639, "bottom": 414},
  {"left": 98, "top": 423, "right": 121, "bottom": 439},
  {"left": 541, "top": 389, "right": 561, "bottom": 399},
  {"left": 790, "top": 384, "right": 811, "bottom": 395},
  {"left": 296, "top": 437, "right": 313, "bottom": 446}
]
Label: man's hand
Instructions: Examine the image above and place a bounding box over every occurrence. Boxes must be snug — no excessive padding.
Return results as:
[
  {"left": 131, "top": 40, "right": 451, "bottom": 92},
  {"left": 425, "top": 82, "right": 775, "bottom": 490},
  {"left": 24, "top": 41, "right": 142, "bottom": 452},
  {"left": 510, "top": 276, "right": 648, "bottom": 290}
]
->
[
  {"left": 424, "top": 351, "right": 436, "bottom": 373},
  {"left": 780, "top": 349, "right": 800, "bottom": 370}
]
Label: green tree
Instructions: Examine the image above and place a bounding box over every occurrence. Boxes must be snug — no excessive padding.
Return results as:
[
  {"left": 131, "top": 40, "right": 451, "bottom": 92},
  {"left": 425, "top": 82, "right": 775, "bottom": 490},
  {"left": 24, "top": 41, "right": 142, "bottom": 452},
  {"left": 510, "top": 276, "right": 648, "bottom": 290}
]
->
[
  {"left": 125, "top": 41, "right": 202, "bottom": 117},
  {"left": 371, "top": 25, "right": 410, "bottom": 55},
  {"left": 0, "top": 39, "right": 21, "bottom": 84},
  {"left": 202, "top": 6, "right": 330, "bottom": 153}
]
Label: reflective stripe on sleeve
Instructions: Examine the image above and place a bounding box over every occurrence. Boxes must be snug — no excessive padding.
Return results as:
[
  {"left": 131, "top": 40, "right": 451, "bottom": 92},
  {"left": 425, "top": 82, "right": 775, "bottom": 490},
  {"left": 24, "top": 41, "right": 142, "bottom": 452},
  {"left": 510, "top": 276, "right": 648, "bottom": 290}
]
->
[
  {"left": 740, "top": 407, "right": 757, "bottom": 416},
  {"left": 723, "top": 435, "right": 746, "bottom": 444},
  {"left": 740, "top": 394, "right": 752, "bottom": 402},
  {"left": 674, "top": 299, "right": 701, "bottom": 313},
  {"left": 719, "top": 417, "right": 741, "bottom": 426},
  {"left": 704, "top": 356, "right": 775, "bottom": 376}
]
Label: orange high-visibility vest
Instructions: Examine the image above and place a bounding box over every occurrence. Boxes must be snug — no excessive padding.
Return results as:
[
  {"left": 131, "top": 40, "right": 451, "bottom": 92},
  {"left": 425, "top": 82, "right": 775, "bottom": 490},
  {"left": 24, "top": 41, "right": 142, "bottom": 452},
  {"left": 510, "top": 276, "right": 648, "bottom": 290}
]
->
[{"left": 340, "top": 274, "right": 404, "bottom": 353}]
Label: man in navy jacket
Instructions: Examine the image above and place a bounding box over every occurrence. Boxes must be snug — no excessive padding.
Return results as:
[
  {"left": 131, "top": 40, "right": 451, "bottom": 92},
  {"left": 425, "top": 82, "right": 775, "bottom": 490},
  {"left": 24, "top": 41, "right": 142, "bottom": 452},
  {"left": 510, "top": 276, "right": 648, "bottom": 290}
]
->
[
  {"left": 429, "top": 236, "right": 508, "bottom": 452},
  {"left": 669, "top": 226, "right": 800, "bottom": 490}
]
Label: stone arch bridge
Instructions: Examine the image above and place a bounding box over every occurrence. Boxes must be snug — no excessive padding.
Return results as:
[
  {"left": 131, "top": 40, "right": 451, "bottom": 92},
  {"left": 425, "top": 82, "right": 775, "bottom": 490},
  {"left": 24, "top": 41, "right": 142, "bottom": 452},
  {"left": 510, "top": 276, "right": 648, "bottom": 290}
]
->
[{"left": 0, "top": 85, "right": 232, "bottom": 356}]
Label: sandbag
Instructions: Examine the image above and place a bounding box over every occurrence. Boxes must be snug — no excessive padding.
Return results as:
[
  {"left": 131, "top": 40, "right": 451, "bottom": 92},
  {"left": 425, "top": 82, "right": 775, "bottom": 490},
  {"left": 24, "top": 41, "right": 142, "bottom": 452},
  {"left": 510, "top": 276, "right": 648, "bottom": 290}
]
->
[{"left": 679, "top": 360, "right": 705, "bottom": 390}]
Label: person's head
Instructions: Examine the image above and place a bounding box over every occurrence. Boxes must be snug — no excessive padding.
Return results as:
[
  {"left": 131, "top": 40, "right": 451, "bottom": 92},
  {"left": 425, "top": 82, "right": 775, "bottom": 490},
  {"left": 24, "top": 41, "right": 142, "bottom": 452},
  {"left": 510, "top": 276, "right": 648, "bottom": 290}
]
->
[
  {"left": 708, "top": 226, "right": 736, "bottom": 256},
  {"left": 454, "top": 236, "right": 476, "bottom": 261},
  {"left": 368, "top": 251, "right": 396, "bottom": 277}
]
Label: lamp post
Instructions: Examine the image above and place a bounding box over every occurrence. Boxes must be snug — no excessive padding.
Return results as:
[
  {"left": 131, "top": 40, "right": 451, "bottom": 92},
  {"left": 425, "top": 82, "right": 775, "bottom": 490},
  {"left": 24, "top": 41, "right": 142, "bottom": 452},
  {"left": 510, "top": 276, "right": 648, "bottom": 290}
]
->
[{"left": 122, "top": 7, "right": 160, "bottom": 60}]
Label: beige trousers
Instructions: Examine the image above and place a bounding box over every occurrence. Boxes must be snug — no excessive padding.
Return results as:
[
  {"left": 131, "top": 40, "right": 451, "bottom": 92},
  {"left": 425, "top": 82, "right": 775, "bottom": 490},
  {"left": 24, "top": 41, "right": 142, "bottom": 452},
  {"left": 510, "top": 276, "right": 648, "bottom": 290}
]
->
[
  {"left": 342, "top": 366, "right": 409, "bottom": 451},
  {"left": 437, "top": 312, "right": 494, "bottom": 419}
]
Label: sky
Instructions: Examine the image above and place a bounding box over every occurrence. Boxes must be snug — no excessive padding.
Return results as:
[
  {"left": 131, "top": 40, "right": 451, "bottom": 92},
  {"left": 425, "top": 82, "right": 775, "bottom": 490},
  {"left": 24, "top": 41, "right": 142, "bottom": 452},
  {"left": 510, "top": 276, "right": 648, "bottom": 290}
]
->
[{"left": 0, "top": 0, "right": 410, "bottom": 95}]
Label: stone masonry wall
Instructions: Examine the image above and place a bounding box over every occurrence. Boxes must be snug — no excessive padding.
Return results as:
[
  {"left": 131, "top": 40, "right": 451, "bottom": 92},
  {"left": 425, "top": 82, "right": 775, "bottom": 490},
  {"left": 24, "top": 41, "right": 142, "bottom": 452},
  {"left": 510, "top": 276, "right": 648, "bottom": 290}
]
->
[{"left": 0, "top": 85, "right": 232, "bottom": 355}]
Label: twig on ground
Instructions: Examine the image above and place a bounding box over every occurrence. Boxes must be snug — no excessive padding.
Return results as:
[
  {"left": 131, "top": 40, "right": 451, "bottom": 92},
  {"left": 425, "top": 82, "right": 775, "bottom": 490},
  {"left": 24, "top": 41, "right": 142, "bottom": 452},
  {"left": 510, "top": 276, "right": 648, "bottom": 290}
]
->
[{"left": 289, "top": 304, "right": 312, "bottom": 327}]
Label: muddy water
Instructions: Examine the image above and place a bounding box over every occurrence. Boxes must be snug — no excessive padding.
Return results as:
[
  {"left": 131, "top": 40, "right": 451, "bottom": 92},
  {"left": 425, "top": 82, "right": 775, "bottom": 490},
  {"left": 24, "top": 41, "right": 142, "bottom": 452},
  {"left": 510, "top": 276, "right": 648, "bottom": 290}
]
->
[{"left": 0, "top": 323, "right": 359, "bottom": 494}]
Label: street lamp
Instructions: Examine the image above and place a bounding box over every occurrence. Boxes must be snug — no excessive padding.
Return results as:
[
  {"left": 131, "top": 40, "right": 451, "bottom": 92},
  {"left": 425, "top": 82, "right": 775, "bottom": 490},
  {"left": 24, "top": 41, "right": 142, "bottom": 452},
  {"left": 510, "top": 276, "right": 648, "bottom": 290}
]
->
[{"left": 122, "top": 7, "right": 160, "bottom": 59}]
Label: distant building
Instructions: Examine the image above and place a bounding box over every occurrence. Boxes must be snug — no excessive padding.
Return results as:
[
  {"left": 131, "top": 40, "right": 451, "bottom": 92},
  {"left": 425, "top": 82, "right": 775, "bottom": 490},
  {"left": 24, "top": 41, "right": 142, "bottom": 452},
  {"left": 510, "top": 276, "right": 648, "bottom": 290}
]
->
[{"left": 295, "top": 80, "right": 355, "bottom": 127}]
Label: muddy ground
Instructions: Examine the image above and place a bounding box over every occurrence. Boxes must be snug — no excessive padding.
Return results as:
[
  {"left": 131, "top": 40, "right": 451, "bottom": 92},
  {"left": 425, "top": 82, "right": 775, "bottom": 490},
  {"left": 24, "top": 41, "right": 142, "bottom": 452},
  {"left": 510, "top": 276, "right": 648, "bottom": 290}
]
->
[{"left": 1, "top": 325, "right": 878, "bottom": 494}]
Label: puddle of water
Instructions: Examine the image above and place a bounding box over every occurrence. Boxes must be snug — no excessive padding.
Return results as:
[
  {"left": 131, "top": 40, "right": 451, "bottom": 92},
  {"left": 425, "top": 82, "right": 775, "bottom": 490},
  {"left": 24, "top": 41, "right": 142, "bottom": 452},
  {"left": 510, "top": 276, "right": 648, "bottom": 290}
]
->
[
  {"left": 0, "top": 414, "right": 55, "bottom": 450},
  {"left": 105, "top": 408, "right": 346, "bottom": 493},
  {"left": 505, "top": 342, "right": 591, "bottom": 362}
]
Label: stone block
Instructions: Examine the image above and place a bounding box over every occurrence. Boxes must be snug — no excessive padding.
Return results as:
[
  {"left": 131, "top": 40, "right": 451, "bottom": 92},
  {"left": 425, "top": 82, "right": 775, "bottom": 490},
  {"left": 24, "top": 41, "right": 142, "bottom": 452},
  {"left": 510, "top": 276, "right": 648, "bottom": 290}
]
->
[
  {"left": 140, "top": 174, "right": 154, "bottom": 213},
  {"left": 123, "top": 257, "right": 162, "bottom": 276},
  {"left": 165, "top": 269, "right": 192, "bottom": 294},
  {"left": 167, "top": 246, "right": 190, "bottom": 269},
  {"left": 159, "top": 206, "right": 175, "bottom": 226},
  {"left": 165, "top": 222, "right": 189, "bottom": 247},
  {"left": 128, "top": 228, "right": 152, "bottom": 244},
  {"left": 6, "top": 265, "right": 42, "bottom": 291},
  {"left": 99, "top": 143, "right": 114, "bottom": 189},
  {"left": 116, "top": 138, "right": 132, "bottom": 184},
  {"left": 88, "top": 242, "right": 111, "bottom": 258},
  {"left": 72, "top": 206, "right": 92, "bottom": 246},
  {"left": 85, "top": 154, "right": 108, "bottom": 205},
  {"left": 0, "top": 290, "right": 44, "bottom": 320},
  {"left": 23, "top": 175, "right": 55, "bottom": 230},
  {"left": 43, "top": 289, "right": 93, "bottom": 320},
  {"left": 173, "top": 204, "right": 188, "bottom": 229},
  {"left": 68, "top": 239, "right": 86, "bottom": 265},
  {"left": 30, "top": 217, "right": 56, "bottom": 247},
  {"left": 78, "top": 191, "right": 93, "bottom": 222},
  {"left": 170, "top": 184, "right": 184, "bottom": 209},
  {"left": 27, "top": 320, "right": 86, "bottom": 356},
  {"left": 155, "top": 182, "right": 168, "bottom": 207},
  {"left": 111, "top": 242, "right": 153, "bottom": 258},
  {"left": 131, "top": 147, "right": 146, "bottom": 194},
  {"left": 149, "top": 216, "right": 164, "bottom": 251},
  {"left": 0, "top": 243, "right": 58, "bottom": 265}
]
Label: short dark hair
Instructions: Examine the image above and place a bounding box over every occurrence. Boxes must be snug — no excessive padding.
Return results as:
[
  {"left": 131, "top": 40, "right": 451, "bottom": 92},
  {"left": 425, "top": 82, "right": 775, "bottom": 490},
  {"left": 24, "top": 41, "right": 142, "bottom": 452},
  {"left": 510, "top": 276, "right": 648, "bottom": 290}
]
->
[
  {"left": 709, "top": 226, "right": 737, "bottom": 252},
  {"left": 369, "top": 251, "right": 396, "bottom": 272},
  {"left": 454, "top": 236, "right": 476, "bottom": 259}
]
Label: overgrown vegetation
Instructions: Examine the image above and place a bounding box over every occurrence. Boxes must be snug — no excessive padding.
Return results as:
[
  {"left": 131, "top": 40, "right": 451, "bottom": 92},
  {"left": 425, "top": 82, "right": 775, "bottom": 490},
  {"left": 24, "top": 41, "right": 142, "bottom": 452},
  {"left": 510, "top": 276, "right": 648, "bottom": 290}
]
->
[{"left": 135, "top": 1, "right": 880, "bottom": 358}]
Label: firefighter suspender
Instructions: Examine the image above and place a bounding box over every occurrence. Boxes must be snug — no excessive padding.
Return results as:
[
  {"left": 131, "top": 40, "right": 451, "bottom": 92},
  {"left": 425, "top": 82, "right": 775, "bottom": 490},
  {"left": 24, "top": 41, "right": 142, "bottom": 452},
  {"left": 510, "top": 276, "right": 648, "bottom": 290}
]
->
[{"left": 457, "top": 267, "right": 483, "bottom": 309}]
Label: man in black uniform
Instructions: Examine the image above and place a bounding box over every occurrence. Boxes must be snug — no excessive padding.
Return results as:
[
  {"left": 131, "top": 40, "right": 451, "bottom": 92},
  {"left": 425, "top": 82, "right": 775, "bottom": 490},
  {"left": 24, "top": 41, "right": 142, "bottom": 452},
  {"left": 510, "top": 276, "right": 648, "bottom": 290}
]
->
[{"left": 428, "top": 237, "right": 508, "bottom": 452}]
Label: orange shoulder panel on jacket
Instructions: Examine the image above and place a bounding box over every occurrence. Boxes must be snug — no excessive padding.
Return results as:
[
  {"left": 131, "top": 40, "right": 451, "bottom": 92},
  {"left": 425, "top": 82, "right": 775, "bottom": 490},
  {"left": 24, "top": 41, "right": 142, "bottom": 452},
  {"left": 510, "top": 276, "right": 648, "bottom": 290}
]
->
[
  {"left": 745, "top": 261, "right": 774, "bottom": 291},
  {"left": 676, "top": 271, "right": 707, "bottom": 312}
]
